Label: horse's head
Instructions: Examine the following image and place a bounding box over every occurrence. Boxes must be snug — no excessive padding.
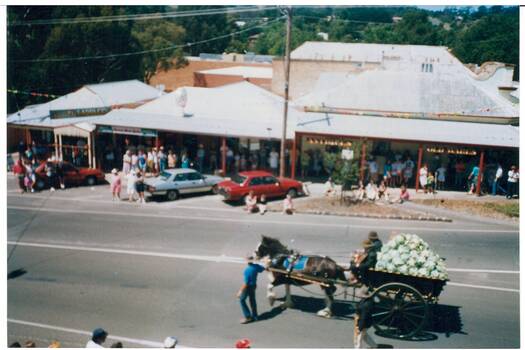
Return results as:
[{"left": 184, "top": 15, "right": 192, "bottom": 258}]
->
[{"left": 255, "top": 235, "right": 289, "bottom": 259}]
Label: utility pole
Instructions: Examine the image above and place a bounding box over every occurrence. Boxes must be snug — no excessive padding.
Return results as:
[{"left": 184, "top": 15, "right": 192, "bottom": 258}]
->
[{"left": 279, "top": 6, "right": 292, "bottom": 178}]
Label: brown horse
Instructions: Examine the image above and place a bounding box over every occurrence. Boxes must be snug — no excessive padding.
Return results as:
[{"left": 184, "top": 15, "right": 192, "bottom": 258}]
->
[{"left": 254, "top": 235, "right": 347, "bottom": 318}]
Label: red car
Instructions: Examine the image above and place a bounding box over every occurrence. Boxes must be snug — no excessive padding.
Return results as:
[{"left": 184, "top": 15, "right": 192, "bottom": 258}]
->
[
  {"left": 34, "top": 161, "right": 105, "bottom": 190},
  {"left": 217, "top": 170, "right": 303, "bottom": 202}
]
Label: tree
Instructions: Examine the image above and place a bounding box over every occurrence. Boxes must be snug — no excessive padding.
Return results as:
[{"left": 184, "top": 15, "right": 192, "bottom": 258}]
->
[{"left": 132, "top": 20, "right": 186, "bottom": 83}]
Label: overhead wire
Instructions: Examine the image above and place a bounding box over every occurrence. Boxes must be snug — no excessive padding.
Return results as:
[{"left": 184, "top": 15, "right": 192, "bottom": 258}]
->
[
  {"left": 8, "top": 6, "right": 279, "bottom": 26},
  {"left": 10, "top": 16, "right": 285, "bottom": 63}
]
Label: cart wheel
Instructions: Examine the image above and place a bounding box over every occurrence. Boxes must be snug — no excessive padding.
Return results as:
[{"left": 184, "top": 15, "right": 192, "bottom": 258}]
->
[{"left": 370, "top": 282, "right": 428, "bottom": 339}]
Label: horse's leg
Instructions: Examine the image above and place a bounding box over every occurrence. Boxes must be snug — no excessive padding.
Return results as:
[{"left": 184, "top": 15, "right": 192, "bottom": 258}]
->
[
  {"left": 267, "top": 283, "right": 277, "bottom": 306},
  {"left": 282, "top": 283, "right": 294, "bottom": 309},
  {"left": 316, "top": 286, "right": 334, "bottom": 318}
]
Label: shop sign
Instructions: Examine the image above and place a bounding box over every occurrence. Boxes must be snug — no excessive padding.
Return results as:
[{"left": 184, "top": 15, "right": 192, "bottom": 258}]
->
[
  {"left": 50, "top": 107, "right": 111, "bottom": 119},
  {"left": 341, "top": 149, "right": 354, "bottom": 160},
  {"left": 98, "top": 125, "right": 157, "bottom": 137}
]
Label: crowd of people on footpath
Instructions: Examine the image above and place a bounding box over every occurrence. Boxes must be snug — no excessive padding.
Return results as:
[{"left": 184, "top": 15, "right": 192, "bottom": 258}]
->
[
  {"left": 244, "top": 191, "right": 296, "bottom": 215},
  {"left": 324, "top": 176, "right": 410, "bottom": 205},
  {"left": 9, "top": 328, "right": 179, "bottom": 349}
]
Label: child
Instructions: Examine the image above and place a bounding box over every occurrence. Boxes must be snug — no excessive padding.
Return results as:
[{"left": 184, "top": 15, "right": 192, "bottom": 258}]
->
[
  {"left": 110, "top": 169, "right": 121, "bottom": 201},
  {"left": 244, "top": 191, "right": 257, "bottom": 213},
  {"left": 126, "top": 170, "right": 137, "bottom": 202},
  {"left": 283, "top": 194, "right": 295, "bottom": 215},
  {"left": 258, "top": 194, "right": 267, "bottom": 215},
  {"left": 426, "top": 172, "right": 436, "bottom": 194}
]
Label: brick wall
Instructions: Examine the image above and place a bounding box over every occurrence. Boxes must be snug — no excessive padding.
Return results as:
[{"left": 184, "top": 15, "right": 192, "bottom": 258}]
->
[
  {"left": 193, "top": 72, "right": 272, "bottom": 90},
  {"left": 150, "top": 59, "right": 270, "bottom": 91},
  {"left": 272, "top": 58, "right": 380, "bottom": 100}
]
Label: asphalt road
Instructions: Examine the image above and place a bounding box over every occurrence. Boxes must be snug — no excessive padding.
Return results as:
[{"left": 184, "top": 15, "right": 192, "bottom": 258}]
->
[{"left": 6, "top": 178, "right": 520, "bottom": 348}]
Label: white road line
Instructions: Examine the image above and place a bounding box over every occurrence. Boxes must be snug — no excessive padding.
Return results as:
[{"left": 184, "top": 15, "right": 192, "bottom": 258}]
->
[
  {"left": 7, "top": 318, "right": 184, "bottom": 348},
  {"left": 447, "top": 282, "right": 519, "bottom": 293},
  {"left": 447, "top": 268, "right": 519, "bottom": 274},
  {"left": 7, "top": 241, "right": 519, "bottom": 293},
  {"left": 7, "top": 241, "right": 245, "bottom": 264},
  {"left": 6, "top": 205, "right": 519, "bottom": 233}
]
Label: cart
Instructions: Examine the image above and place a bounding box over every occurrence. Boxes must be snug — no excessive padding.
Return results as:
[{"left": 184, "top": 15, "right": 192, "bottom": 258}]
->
[
  {"left": 269, "top": 266, "right": 447, "bottom": 339},
  {"left": 358, "top": 269, "right": 447, "bottom": 339}
]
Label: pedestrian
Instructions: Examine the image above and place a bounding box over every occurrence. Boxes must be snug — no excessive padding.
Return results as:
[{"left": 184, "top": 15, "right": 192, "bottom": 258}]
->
[
  {"left": 258, "top": 194, "right": 267, "bottom": 215},
  {"left": 131, "top": 151, "right": 138, "bottom": 171},
  {"left": 110, "top": 169, "right": 121, "bottom": 201},
  {"left": 368, "top": 157, "right": 378, "bottom": 184},
  {"left": 377, "top": 180, "right": 389, "bottom": 201},
  {"left": 24, "top": 340, "right": 36, "bottom": 347},
  {"left": 506, "top": 165, "right": 519, "bottom": 199},
  {"left": 436, "top": 164, "right": 446, "bottom": 191},
  {"left": 158, "top": 146, "right": 167, "bottom": 172},
  {"left": 122, "top": 150, "right": 132, "bottom": 175},
  {"left": 383, "top": 159, "right": 392, "bottom": 187},
  {"left": 419, "top": 164, "right": 428, "bottom": 193},
  {"left": 282, "top": 194, "right": 295, "bottom": 215},
  {"left": 168, "top": 150, "right": 176, "bottom": 169},
  {"left": 395, "top": 184, "right": 410, "bottom": 203},
  {"left": 324, "top": 176, "right": 336, "bottom": 197},
  {"left": 86, "top": 328, "right": 108, "bottom": 348},
  {"left": 454, "top": 159, "right": 466, "bottom": 190},
  {"left": 147, "top": 149, "right": 155, "bottom": 174},
  {"left": 237, "top": 255, "right": 265, "bottom": 324},
  {"left": 135, "top": 170, "right": 146, "bottom": 204},
  {"left": 365, "top": 182, "right": 378, "bottom": 201},
  {"left": 492, "top": 163, "right": 505, "bottom": 196},
  {"left": 24, "top": 161, "right": 34, "bottom": 193},
  {"left": 13, "top": 159, "right": 25, "bottom": 193},
  {"left": 235, "top": 339, "right": 251, "bottom": 349},
  {"left": 403, "top": 156, "right": 415, "bottom": 186},
  {"left": 181, "top": 153, "right": 190, "bottom": 169},
  {"left": 353, "top": 286, "right": 377, "bottom": 349},
  {"left": 138, "top": 149, "right": 147, "bottom": 174},
  {"left": 269, "top": 148, "right": 279, "bottom": 174},
  {"left": 196, "top": 144, "right": 205, "bottom": 172},
  {"left": 426, "top": 172, "right": 436, "bottom": 194},
  {"left": 163, "top": 336, "right": 178, "bottom": 349},
  {"left": 56, "top": 161, "right": 65, "bottom": 189},
  {"left": 126, "top": 170, "right": 137, "bottom": 202},
  {"left": 356, "top": 180, "right": 365, "bottom": 201},
  {"left": 45, "top": 159, "right": 57, "bottom": 191},
  {"left": 467, "top": 165, "right": 480, "bottom": 195},
  {"left": 245, "top": 190, "right": 257, "bottom": 213}
]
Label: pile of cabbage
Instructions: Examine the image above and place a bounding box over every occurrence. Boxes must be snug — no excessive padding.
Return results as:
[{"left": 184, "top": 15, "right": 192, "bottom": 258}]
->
[{"left": 375, "top": 233, "right": 448, "bottom": 280}]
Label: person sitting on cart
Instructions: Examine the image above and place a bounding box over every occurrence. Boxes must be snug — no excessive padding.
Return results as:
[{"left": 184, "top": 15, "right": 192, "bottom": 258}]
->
[
  {"left": 350, "top": 238, "right": 381, "bottom": 284},
  {"left": 367, "top": 231, "right": 382, "bottom": 253}
]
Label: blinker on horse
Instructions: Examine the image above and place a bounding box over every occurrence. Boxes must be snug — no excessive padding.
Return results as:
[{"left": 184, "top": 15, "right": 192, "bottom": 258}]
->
[{"left": 255, "top": 235, "right": 347, "bottom": 318}]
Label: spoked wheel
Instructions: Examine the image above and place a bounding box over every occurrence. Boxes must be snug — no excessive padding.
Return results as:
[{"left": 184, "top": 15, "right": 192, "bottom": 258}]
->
[{"left": 370, "top": 282, "right": 428, "bottom": 339}]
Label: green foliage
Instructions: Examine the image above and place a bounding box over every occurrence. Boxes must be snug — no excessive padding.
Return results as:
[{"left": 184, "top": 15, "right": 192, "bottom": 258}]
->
[{"left": 483, "top": 202, "right": 519, "bottom": 218}]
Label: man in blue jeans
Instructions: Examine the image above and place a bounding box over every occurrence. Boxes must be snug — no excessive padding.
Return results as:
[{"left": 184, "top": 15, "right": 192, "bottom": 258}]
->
[{"left": 237, "top": 255, "right": 265, "bottom": 324}]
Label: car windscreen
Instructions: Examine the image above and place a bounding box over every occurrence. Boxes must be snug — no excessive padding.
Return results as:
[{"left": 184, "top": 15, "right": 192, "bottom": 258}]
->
[
  {"left": 231, "top": 174, "right": 247, "bottom": 184},
  {"left": 159, "top": 171, "right": 172, "bottom": 180}
]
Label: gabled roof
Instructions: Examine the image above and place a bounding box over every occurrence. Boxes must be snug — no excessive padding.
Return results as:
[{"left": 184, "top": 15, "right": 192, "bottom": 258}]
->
[
  {"left": 295, "top": 70, "right": 518, "bottom": 118},
  {"left": 7, "top": 80, "right": 162, "bottom": 127},
  {"left": 94, "top": 82, "right": 298, "bottom": 139}
]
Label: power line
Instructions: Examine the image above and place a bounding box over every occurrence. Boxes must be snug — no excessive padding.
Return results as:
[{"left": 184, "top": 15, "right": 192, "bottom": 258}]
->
[
  {"left": 8, "top": 6, "right": 279, "bottom": 26},
  {"left": 10, "top": 16, "right": 284, "bottom": 63},
  {"left": 295, "top": 14, "right": 395, "bottom": 25}
]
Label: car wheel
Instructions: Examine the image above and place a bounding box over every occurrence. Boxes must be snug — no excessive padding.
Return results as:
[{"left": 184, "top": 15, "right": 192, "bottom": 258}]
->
[
  {"left": 287, "top": 188, "right": 298, "bottom": 198},
  {"left": 36, "top": 179, "right": 46, "bottom": 191},
  {"left": 166, "top": 190, "right": 179, "bottom": 201},
  {"left": 211, "top": 185, "right": 219, "bottom": 194},
  {"left": 86, "top": 176, "right": 97, "bottom": 186}
]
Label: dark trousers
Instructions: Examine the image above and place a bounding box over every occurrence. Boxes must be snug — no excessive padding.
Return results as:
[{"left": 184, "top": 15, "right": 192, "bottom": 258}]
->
[
  {"left": 240, "top": 285, "right": 258, "bottom": 319},
  {"left": 507, "top": 182, "right": 517, "bottom": 199}
]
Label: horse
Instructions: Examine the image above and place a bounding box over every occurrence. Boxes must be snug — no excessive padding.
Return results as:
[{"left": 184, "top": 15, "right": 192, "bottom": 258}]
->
[{"left": 254, "top": 235, "right": 347, "bottom": 318}]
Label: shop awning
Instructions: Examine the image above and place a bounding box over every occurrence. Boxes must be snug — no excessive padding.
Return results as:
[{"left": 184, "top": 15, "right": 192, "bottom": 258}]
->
[
  {"left": 54, "top": 122, "right": 96, "bottom": 138},
  {"left": 295, "top": 112, "right": 519, "bottom": 148}
]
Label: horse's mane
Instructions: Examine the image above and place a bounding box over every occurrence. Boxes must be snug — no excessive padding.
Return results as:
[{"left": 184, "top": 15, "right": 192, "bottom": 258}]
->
[{"left": 262, "top": 235, "right": 290, "bottom": 254}]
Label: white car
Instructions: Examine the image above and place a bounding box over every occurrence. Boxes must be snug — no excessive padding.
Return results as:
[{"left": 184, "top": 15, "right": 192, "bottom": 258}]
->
[{"left": 145, "top": 168, "right": 223, "bottom": 201}]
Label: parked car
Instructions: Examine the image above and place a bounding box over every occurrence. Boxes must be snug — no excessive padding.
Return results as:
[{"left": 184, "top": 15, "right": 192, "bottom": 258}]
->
[
  {"left": 217, "top": 170, "right": 303, "bottom": 202},
  {"left": 34, "top": 161, "right": 105, "bottom": 190},
  {"left": 145, "top": 168, "right": 223, "bottom": 201}
]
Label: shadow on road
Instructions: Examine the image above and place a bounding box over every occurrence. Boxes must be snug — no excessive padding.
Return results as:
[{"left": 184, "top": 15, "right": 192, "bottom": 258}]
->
[
  {"left": 7, "top": 268, "right": 27, "bottom": 280},
  {"left": 257, "top": 306, "right": 285, "bottom": 321}
]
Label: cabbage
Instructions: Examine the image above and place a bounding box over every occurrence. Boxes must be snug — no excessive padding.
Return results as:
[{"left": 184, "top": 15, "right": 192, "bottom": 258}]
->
[{"left": 374, "top": 233, "right": 448, "bottom": 280}]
